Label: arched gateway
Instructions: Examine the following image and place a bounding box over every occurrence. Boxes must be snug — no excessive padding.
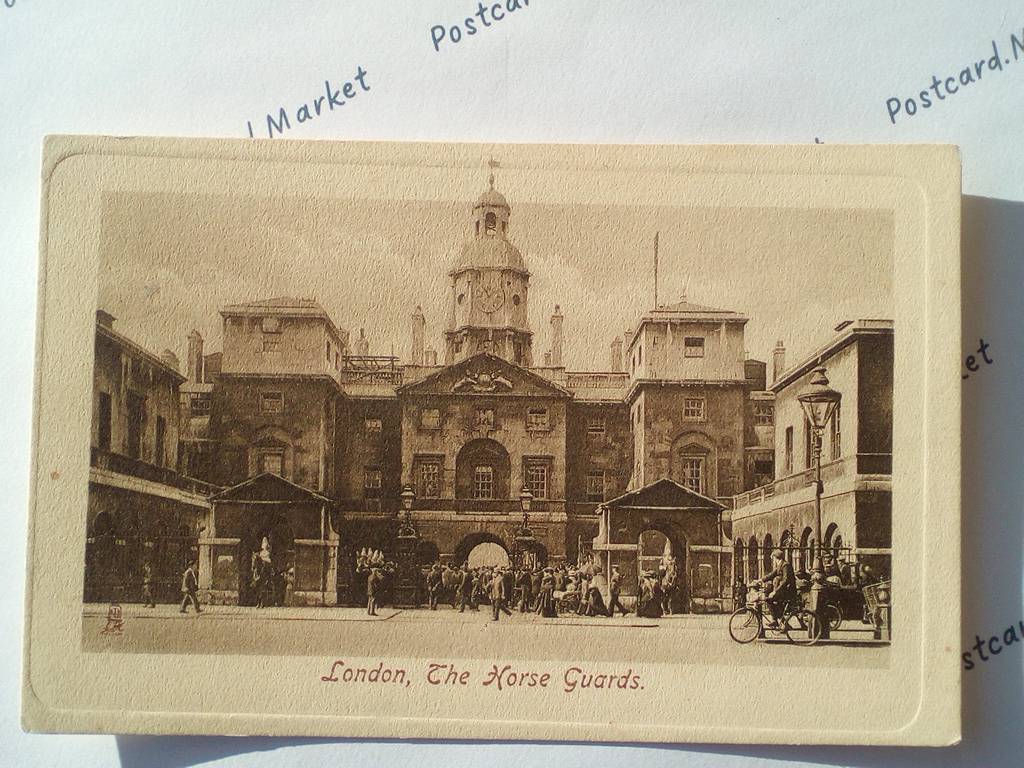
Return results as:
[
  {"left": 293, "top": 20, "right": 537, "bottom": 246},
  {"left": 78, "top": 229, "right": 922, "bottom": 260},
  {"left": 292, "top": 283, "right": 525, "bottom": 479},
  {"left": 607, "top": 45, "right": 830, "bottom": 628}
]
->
[
  {"left": 591, "top": 478, "right": 727, "bottom": 614},
  {"left": 453, "top": 532, "right": 510, "bottom": 566}
]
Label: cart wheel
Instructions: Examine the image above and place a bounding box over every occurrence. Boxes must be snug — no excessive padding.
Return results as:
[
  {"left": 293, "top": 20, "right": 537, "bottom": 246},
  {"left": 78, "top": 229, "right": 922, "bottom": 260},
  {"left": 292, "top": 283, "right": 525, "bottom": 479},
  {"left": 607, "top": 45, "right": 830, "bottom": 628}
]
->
[
  {"left": 825, "top": 603, "right": 842, "bottom": 632},
  {"left": 789, "top": 610, "right": 823, "bottom": 646},
  {"left": 728, "top": 607, "right": 761, "bottom": 644}
]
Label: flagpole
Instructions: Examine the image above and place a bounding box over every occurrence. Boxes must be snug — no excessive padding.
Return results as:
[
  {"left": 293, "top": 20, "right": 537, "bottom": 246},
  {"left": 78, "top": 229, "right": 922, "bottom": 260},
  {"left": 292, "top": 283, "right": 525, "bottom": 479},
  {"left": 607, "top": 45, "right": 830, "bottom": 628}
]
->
[{"left": 653, "top": 231, "right": 660, "bottom": 308}]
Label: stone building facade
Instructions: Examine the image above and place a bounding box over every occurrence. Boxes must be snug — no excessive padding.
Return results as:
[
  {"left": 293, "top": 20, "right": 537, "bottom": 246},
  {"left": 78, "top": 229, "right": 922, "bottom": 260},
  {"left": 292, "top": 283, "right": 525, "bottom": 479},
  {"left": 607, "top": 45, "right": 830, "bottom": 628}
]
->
[
  {"left": 84, "top": 178, "right": 893, "bottom": 613},
  {"left": 85, "top": 311, "right": 217, "bottom": 604},
  {"left": 730, "top": 320, "right": 894, "bottom": 583}
]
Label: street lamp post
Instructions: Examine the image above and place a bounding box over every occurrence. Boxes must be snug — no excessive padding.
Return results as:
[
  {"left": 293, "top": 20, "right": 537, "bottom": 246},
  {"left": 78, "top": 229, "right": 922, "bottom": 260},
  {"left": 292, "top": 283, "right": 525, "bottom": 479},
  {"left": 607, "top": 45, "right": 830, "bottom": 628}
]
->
[
  {"left": 393, "top": 484, "right": 420, "bottom": 607},
  {"left": 513, "top": 487, "right": 536, "bottom": 570},
  {"left": 797, "top": 365, "right": 841, "bottom": 639}
]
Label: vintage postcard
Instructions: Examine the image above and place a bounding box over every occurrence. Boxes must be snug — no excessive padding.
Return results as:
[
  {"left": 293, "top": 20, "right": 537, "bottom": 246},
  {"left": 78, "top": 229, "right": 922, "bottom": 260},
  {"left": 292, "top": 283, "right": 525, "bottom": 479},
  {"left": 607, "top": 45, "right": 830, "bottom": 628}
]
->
[{"left": 23, "top": 137, "right": 961, "bottom": 744}]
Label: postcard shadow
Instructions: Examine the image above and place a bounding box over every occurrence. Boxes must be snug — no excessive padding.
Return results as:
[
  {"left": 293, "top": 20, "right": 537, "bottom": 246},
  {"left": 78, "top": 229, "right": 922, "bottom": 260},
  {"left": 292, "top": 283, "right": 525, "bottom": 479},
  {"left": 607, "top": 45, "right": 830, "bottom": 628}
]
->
[{"left": 116, "top": 194, "right": 1024, "bottom": 768}]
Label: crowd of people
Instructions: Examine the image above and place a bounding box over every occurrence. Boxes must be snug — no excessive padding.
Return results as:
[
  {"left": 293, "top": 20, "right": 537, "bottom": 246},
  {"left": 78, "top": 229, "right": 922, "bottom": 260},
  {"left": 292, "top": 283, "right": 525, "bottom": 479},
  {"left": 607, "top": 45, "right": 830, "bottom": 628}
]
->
[{"left": 355, "top": 554, "right": 684, "bottom": 620}]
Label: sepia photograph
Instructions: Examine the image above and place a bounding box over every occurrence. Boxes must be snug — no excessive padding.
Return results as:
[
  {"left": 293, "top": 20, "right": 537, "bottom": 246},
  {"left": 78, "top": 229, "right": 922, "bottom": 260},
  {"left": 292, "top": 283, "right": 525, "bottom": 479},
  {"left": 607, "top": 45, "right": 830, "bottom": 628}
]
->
[
  {"left": 23, "top": 138, "right": 960, "bottom": 743},
  {"left": 83, "top": 160, "right": 896, "bottom": 658}
]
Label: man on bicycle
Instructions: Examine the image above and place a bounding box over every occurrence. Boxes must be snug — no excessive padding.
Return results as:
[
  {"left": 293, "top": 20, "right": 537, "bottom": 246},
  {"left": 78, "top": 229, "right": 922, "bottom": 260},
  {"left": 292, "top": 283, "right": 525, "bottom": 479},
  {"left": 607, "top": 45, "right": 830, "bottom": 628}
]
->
[{"left": 762, "top": 549, "right": 796, "bottom": 626}]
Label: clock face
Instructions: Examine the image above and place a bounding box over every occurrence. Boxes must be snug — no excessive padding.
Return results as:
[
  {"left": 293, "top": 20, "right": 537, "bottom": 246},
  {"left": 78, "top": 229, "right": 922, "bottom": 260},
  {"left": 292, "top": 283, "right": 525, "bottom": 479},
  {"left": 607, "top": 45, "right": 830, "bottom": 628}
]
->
[{"left": 477, "top": 275, "right": 505, "bottom": 313}]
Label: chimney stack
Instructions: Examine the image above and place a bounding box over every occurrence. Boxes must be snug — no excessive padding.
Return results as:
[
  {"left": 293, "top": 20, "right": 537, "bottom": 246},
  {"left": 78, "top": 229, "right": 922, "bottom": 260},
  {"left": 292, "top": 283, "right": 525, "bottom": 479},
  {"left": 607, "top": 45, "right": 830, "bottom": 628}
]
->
[
  {"left": 160, "top": 350, "right": 180, "bottom": 372},
  {"left": 610, "top": 336, "right": 623, "bottom": 372},
  {"left": 187, "top": 330, "right": 204, "bottom": 382},
  {"left": 355, "top": 328, "right": 370, "bottom": 356},
  {"left": 410, "top": 306, "right": 425, "bottom": 365},
  {"left": 772, "top": 340, "right": 786, "bottom": 384},
  {"left": 550, "top": 305, "right": 564, "bottom": 367}
]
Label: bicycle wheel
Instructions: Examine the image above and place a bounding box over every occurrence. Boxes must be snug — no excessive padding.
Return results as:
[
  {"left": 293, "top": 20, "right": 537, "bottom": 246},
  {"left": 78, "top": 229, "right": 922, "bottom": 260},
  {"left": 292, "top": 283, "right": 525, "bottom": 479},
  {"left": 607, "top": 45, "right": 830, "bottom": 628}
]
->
[
  {"left": 788, "top": 610, "right": 823, "bottom": 646},
  {"left": 728, "top": 607, "right": 762, "bottom": 644},
  {"left": 825, "top": 603, "right": 842, "bottom": 632}
]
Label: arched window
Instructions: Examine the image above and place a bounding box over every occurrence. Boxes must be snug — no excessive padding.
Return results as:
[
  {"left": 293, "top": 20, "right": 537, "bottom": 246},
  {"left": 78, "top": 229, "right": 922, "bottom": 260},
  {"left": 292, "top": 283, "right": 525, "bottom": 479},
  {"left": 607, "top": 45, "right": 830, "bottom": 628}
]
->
[
  {"left": 799, "top": 527, "right": 813, "bottom": 573},
  {"left": 779, "top": 530, "right": 794, "bottom": 569},
  {"left": 485, "top": 211, "right": 496, "bottom": 233},
  {"left": 747, "top": 537, "right": 760, "bottom": 581},
  {"left": 762, "top": 534, "right": 774, "bottom": 575}
]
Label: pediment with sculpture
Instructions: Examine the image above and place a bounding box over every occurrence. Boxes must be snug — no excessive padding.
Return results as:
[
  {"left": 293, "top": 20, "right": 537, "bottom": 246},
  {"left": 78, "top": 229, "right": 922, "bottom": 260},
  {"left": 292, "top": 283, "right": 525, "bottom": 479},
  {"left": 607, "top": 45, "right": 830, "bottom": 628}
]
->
[{"left": 397, "top": 352, "right": 572, "bottom": 399}]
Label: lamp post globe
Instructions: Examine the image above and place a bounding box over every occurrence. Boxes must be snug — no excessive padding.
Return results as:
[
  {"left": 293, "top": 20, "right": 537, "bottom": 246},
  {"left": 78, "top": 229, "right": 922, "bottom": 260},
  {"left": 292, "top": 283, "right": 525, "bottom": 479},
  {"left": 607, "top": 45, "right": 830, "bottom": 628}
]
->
[
  {"left": 797, "top": 366, "right": 842, "bottom": 432},
  {"left": 400, "top": 483, "right": 415, "bottom": 512}
]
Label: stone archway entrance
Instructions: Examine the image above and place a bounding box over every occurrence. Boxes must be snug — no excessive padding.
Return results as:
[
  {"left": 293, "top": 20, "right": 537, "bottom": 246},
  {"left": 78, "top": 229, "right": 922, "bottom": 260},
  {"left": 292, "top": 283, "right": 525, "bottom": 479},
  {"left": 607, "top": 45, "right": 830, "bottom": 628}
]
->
[
  {"left": 466, "top": 542, "right": 510, "bottom": 568},
  {"left": 453, "top": 532, "right": 510, "bottom": 567},
  {"left": 637, "top": 527, "right": 687, "bottom": 613},
  {"left": 637, "top": 529, "right": 673, "bottom": 576},
  {"left": 237, "top": 517, "right": 294, "bottom": 607},
  {"left": 591, "top": 478, "right": 727, "bottom": 614}
]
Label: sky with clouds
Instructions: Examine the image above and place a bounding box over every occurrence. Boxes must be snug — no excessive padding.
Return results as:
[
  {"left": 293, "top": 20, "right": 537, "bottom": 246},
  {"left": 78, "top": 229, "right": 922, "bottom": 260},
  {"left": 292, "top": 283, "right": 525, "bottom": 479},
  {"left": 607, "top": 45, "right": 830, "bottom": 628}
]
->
[{"left": 97, "top": 187, "right": 893, "bottom": 372}]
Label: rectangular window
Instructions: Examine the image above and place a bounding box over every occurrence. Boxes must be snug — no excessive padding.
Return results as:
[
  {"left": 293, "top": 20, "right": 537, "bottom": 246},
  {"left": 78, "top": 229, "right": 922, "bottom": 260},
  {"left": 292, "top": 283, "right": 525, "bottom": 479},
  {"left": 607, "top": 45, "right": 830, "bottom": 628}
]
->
[
  {"left": 586, "top": 414, "right": 606, "bottom": 435},
  {"left": 190, "top": 395, "right": 211, "bottom": 414},
  {"left": 259, "top": 391, "right": 284, "bottom": 414},
  {"left": 326, "top": 340, "right": 331, "bottom": 363},
  {"left": 475, "top": 408, "right": 495, "bottom": 430},
  {"left": 473, "top": 465, "right": 494, "bottom": 499},
  {"left": 97, "top": 391, "right": 112, "bottom": 450},
  {"left": 420, "top": 408, "right": 440, "bottom": 430},
  {"left": 260, "top": 450, "right": 284, "bottom": 476},
  {"left": 680, "top": 456, "right": 704, "bottom": 493},
  {"left": 154, "top": 416, "right": 166, "bottom": 467},
  {"left": 784, "top": 426, "right": 794, "bottom": 474},
  {"left": 416, "top": 458, "right": 442, "bottom": 498},
  {"left": 364, "top": 417, "right": 383, "bottom": 434},
  {"left": 526, "top": 407, "right": 549, "bottom": 431},
  {"left": 363, "top": 467, "right": 383, "bottom": 497},
  {"left": 683, "top": 397, "right": 705, "bottom": 420},
  {"left": 524, "top": 460, "right": 549, "bottom": 499},
  {"left": 684, "top": 337, "right": 705, "bottom": 357},
  {"left": 586, "top": 469, "right": 605, "bottom": 502},
  {"left": 261, "top": 338, "right": 280, "bottom": 353},
  {"left": 126, "top": 391, "right": 145, "bottom": 459},
  {"left": 754, "top": 403, "right": 775, "bottom": 426},
  {"left": 830, "top": 404, "right": 842, "bottom": 461}
]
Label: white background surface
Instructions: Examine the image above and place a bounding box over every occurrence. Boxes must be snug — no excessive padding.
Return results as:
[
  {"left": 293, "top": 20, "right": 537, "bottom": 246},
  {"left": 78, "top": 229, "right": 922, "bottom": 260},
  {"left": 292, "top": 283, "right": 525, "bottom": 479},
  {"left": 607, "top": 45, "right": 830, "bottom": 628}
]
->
[{"left": 1, "top": 2, "right": 1021, "bottom": 766}]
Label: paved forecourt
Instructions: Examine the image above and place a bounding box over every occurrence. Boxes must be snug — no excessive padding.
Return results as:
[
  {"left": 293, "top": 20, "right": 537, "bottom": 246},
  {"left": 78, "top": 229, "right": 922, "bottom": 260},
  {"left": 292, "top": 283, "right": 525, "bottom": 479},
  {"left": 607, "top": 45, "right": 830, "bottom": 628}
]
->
[{"left": 82, "top": 604, "right": 890, "bottom": 669}]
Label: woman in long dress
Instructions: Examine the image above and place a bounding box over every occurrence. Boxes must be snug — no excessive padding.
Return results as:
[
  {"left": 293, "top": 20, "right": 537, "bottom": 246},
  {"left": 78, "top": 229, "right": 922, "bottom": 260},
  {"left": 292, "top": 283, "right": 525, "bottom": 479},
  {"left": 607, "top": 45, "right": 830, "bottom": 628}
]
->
[
  {"left": 536, "top": 569, "right": 558, "bottom": 617},
  {"left": 637, "top": 573, "right": 664, "bottom": 618},
  {"left": 585, "top": 581, "right": 607, "bottom": 616}
]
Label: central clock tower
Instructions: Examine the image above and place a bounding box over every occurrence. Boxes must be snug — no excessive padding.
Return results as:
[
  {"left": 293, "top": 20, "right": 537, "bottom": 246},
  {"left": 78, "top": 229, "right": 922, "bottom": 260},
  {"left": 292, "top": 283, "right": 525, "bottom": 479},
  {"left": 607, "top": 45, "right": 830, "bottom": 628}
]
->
[{"left": 444, "top": 174, "right": 533, "bottom": 366}]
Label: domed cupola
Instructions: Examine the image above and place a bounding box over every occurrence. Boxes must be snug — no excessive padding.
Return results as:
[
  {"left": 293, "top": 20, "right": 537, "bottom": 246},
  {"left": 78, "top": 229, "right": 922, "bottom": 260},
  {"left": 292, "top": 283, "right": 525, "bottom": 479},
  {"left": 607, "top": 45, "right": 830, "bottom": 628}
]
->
[
  {"left": 444, "top": 170, "right": 533, "bottom": 367},
  {"left": 452, "top": 172, "right": 527, "bottom": 275}
]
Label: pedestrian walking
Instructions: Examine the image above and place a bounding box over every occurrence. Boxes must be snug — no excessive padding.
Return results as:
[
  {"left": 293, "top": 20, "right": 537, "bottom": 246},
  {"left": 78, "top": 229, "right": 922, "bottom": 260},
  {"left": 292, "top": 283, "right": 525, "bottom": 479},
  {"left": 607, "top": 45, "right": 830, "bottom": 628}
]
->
[
  {"left": 179, "top": 559, "right": 201, "bottom": 614},
  {"left": 426, "top": 563, "right": 442, "bottom": 610},
  {"left": 517, "top": 567, "right": 533, "bottom": 612},
  {"left": 366, "top": 567, "right": 382, "bottom": 616},
  {"left": 456, "top": 565, "right": 473, "bottom": 612},
  {"left": 488, "top": 570, "right": 508, "bottom": 621},
  {"left": 608, "top": 565, "right": 629, "bottom": 616}
]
